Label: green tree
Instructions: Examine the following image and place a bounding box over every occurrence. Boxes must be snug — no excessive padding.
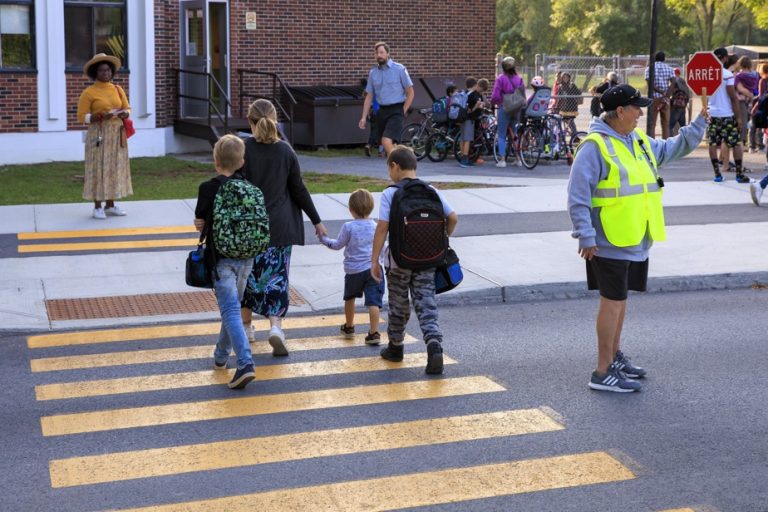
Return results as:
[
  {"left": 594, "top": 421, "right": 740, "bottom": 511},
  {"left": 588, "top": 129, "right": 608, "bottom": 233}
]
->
[
  {"left": 667, "top": 0, "right": 768, "bottom": 50},
  {"left": 497, "top": 0, "right": 562, "bottom": 63}
]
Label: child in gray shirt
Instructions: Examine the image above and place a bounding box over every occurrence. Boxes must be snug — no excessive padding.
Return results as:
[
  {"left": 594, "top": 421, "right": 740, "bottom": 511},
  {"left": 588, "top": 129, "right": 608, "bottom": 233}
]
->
[{"left": 319, "top": 189, "right": 385, "bottom": 345}]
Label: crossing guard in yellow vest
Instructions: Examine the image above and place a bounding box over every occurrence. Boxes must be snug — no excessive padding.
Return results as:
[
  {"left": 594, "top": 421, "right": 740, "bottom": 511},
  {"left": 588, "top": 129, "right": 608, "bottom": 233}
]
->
[{"left": 567, "top": 84, "right": 709, "bottom": 393}]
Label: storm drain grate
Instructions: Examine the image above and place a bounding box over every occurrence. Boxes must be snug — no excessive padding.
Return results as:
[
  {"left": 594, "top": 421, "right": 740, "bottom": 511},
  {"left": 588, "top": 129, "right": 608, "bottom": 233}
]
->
[{"left": 45, "top": 288, "right": 307, "bottom": 321}]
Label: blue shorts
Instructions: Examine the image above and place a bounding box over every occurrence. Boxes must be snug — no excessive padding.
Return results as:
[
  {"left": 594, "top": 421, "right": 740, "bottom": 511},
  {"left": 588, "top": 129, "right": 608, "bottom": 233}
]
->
[{"left": 344, "top": 269, "right": 385, "bottom": 308}]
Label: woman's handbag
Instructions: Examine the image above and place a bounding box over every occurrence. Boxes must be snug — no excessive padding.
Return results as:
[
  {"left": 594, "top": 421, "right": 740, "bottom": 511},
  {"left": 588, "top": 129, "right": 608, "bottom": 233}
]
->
[
  {"left": 503, "top": 87, "right": 526, "bottom": 114},
  {"left": 186, "top": 233, "right": 213, "bottom": 288},
  {"left": 122, "top": 118, "right": 136, "bottom": 139},
  {"left": 435, "top": 247, "right": 463, "bottom": 294},
  {"left": 113, "top": 84, "right": 135, "bottom": 139}
]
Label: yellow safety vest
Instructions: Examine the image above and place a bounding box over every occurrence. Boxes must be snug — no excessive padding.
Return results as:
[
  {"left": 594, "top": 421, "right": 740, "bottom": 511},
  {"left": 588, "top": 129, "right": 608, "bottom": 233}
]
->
[{"left": 585, "top": 129, "right": 666, "bottom": 247}]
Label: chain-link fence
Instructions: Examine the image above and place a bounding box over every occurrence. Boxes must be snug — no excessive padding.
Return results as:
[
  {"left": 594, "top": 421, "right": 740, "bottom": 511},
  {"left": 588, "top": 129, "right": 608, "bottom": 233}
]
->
[{"left": 506, "top": 54, "right": 691, "bottom": 132}]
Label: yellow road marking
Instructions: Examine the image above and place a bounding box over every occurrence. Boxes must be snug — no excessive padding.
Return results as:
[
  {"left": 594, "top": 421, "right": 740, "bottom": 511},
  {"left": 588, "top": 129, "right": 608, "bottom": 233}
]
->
[
  {"left": 30, "top": 332, "right": 412, "bottom": 373},
  {"left": 36, "top": 351, "right": 441, "bottom": 400},
  {"left": 17, "top": 225, "right": 196, "bottom": 240},
  {"left": 28, "top": 313, "right": 378, "bottom": 348},
  {"left": 49, "top": 409, "right": 562, "bottom": 488},
  {"left": 657, "top": 509, "right": 698, "bottom": 512},
  {"left": 18, "top": 238, "right": 199, "bottom": 253},
  {"left": 112, "top": 451, "right": 634, "bottom": 511},
  {"left": 40, "top": 376, "right": 504, "bottom": 436}
]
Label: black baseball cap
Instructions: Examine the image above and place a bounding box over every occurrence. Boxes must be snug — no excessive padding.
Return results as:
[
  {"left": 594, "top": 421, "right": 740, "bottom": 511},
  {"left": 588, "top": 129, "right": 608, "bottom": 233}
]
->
[
  {"left": 713, "top": 47, "right": 728, "bottom": 59},
  {"left": 600, "top": 84, "right": 653, "bottom": 111}
]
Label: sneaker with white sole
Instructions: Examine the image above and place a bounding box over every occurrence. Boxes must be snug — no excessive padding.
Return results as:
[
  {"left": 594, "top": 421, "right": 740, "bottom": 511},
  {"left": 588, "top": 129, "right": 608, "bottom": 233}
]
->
[
  {"left": 105, "top": 205, "right": 127, "bottom": 216},
  {"left": 214, "top": 358, "right": 228, "bottom": 370},
  {"left": 243, "top": 323, "right": 256, "bottom": 343},
  {"left": 228, "top": 364, "right": 255, "bottom": 389},
  {"left": 613, "top": 350, "right": 646, "bottom": 378},
  {"left": 750, "top": 182, "right": 764, "bottom": 206},
  {"left": 268, "top": 326, "right": 288, "bottom": 356},
  {"left": 93, "top": 207, "right": 106, "bottom": 219},
  {"left": 588, "top": 362, "right": 641, "bottom": 393},
  {"left": 495, "top": 160, "right": 507, "bottom": 168}
]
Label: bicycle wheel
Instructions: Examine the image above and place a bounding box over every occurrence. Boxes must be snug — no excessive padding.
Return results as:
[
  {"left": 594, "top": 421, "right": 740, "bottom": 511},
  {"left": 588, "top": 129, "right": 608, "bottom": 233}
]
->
[
  {"left": 399, "top": 123, "right": 429, "bottom": 160},
  {"left": 570, "top": 130, "right": 588, "bottom": 148},
  {"left": 426, "top": 132, "right": 450, "bottom": 162},
  {"left": 453, "top": 133, "right": 481, "bottom": 162},
  {"left": 519, "top": 125, "right": 542, "bottom": 169},
  {"left": 493, "top": 130, "right": 514, "bottom": 163}
]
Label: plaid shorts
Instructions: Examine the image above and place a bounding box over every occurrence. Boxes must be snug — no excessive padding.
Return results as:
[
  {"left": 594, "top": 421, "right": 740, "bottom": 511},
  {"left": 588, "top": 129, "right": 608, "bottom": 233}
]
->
[{"left": 707, "top": 116, "right": 740, "bottom": 148}]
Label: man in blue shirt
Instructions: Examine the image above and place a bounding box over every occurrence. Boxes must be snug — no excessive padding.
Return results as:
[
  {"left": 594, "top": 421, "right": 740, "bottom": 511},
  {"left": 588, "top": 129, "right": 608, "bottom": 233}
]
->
[{"left": 358, "top": 42, "right": 414, "bottom": 156}]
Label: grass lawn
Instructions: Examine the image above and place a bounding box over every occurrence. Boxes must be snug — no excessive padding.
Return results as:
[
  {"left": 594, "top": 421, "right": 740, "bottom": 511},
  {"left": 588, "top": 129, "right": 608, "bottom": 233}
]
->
[{"left": 0, "top": 156, "right": 479, "bottom": 205}]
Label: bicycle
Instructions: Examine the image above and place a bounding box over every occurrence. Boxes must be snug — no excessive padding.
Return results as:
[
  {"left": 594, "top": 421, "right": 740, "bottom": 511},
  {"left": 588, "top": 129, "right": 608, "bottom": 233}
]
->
[
  {"left": 516, "top": 114, "right": 587, "bottom": 169},
  {"left": 425, "top": 122, "right": 461, "bottom": 162},
  {"left": 453, "top": 111, "right": 497, "bottom": 164},
  {"left": 399, "top": 108, "right": 439, "bottom": 161},
  {"left": 493, "top": 116, "right": 523, "bottom": 167}
]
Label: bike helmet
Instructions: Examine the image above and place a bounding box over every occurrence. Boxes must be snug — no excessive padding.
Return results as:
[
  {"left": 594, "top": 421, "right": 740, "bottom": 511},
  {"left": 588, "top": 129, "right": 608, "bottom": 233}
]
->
[{"left": 531, "top": 76, "right": 545, "bottom": 87}]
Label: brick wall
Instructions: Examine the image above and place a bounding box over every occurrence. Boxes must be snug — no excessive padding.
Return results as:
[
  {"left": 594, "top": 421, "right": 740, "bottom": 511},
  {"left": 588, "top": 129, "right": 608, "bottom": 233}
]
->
[
  {"left": 155, "top": 0, "right": 496, "bottom": 126},
  {"left": 0, "top": 74, "right": 38, "bottom": 132},
  {"left": 155, "top": 0, "right": 181, "bottom": 128}
]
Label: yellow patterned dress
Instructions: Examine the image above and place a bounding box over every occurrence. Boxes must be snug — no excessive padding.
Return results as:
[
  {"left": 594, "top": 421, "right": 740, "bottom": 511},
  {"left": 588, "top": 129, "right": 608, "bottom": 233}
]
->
[{"left": 77, "top": 81, "right": 133, "bottom": 201}]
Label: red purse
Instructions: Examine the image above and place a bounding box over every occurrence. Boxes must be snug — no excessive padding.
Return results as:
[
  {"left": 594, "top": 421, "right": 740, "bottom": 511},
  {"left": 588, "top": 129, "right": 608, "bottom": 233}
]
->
[
  {"left": 113, "top": 84, "right": 135, "bottom": 139},
  {"left": 122, "top": 118, "right": 135, "bottom": 138}
]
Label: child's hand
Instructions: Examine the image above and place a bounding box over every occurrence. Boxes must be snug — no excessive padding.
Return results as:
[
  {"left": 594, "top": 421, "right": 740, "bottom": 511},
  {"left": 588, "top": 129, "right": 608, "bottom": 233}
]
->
[
  {"left": 194, "top": 218, "right": 205, "bottom": 232},
  {"left": 371, "top": 261, "right": 382, "bottom": 283}
]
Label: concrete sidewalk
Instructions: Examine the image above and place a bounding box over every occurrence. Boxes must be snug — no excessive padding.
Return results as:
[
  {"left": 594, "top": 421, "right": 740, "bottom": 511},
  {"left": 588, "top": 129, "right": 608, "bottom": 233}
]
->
[{"left": 1, "top": 180, "right": 767, "bottom": 332}]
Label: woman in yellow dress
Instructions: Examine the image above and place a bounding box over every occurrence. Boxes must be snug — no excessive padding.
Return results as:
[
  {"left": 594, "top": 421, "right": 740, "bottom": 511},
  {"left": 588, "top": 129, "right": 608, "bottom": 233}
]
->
[{"left": 77, "top": 53, "right": 133, "bottom": 219}]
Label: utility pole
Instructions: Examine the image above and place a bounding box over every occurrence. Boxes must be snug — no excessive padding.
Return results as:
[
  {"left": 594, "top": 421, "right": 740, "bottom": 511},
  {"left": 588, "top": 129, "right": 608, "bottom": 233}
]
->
[{"left": 646, "top": 0, "right": 659, "bottom": 133}]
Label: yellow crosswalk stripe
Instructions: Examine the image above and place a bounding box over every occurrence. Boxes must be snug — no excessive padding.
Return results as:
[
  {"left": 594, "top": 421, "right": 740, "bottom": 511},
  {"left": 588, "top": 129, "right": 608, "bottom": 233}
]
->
[
  {"left": 28, "top": 313, "right": 379, "bottom": 348},
  {"left": 657, "top": 509, "right": 701, "bottom": 512},
  {"left": 40, "top": 376, "right": 505, "bottom": 436},
  {"left": 17, "top": 238, "right": 199, "bottom": 253},
  {"left": 111, "top": 451, "right": 634, "bottom": 511},
  {"left": 49, "top": 409, "right": 563, "bottom": 488},
  {"left": 30, "top": 333, "right": 414, "bottom": 373},
  {"left": 36, "top": 351, "right": 444, "bottom": 400},
  {"left": 18, "top": 225, "right": 196, "bottom": 240}
]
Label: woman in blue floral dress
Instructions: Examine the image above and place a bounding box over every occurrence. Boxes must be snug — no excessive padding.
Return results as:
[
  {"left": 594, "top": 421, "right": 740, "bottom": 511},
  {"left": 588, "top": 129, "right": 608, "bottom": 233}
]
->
[{"left": 239, "top": 99, "right": 327, "bottom": 356}]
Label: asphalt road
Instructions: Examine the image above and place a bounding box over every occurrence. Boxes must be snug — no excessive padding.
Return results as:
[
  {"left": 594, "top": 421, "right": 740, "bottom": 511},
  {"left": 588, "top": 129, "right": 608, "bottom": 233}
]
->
[{"left": 2, "top": 288, "right": 766, "bottom": 511}]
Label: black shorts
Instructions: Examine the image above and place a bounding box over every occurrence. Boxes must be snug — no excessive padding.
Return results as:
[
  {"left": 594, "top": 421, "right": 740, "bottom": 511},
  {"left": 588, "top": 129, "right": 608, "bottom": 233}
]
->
[
  {"left": 586, "top": 256, "right": 648, "bottom": 301},
  {"left": 343, "top": 269, "right": 385, "bottom": 308},
  {"left": 377, "top": 103, "right": 405, "bottom": 142}
]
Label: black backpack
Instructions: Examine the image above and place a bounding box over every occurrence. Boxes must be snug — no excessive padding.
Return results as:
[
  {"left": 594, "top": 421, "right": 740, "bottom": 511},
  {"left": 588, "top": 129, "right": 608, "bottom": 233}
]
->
[
  {"left": 753, "top": 94, "right": 768, "bottom": 129},
  {"left": 387, "top": 178, "right": 448, "bottom": 270}
]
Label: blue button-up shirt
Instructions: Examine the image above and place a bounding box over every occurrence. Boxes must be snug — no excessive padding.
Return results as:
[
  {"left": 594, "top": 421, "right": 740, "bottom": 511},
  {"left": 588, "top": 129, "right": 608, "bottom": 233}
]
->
[{"left": 365, "top": 59, "right": 413, "bottom": 106}]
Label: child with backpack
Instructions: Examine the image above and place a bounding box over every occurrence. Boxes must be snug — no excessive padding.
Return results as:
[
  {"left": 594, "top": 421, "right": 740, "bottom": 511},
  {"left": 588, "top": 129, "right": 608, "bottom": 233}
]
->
[
  {"left": 319, "top": 189, "right": 385, "bottom": 345},
  {"left": 194, "top": 134, "right": 270, "bottom": 390},
  {"left": 667, "top": 69, "right": 690, "bottom": 136},
  {"left": 371, "top": 147, "right": 459, "bottom": 374}
]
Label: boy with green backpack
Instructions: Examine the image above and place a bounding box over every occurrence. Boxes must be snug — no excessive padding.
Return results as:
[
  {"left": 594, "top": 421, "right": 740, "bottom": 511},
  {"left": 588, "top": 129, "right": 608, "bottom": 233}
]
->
[{"left": 194, "top": 135, "right": 270, "bottom": 389}]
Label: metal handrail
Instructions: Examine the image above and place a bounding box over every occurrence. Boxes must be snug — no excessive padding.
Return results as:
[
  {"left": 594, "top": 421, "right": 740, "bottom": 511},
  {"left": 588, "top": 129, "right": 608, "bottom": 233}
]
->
[
  {"left": 174, "top": 68, "right": 231, "bottom": 135},
  {"left": 237, "top": 69, "right": 296, "bottom": 143}
]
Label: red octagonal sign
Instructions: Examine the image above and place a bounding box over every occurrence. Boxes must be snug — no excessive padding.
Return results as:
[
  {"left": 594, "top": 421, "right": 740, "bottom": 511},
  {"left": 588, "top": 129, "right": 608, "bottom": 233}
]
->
[{"left": 685, "top": 52, "right": 723, "bottom": 97}]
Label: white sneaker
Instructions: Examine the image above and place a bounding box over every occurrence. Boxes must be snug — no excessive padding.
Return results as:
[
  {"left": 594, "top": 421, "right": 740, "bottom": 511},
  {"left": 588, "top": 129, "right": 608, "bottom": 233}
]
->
[
  {"left": 105, "top": 205, "right": 127, "bottom": 216},
  {"left": 93, "top": 207, "right": 106, "bottom": 219},
  {"left": 495, "top": 160, "right": 507, "bottom": 168},
  {"left": 268, "top": 326, "right": 288, "bottom": 356},
  {"left": 750, "top": 182, "right": 764, "bottom": 206},
  {"left": 243, "top": 323, "right": 256, "bottom": 343}
]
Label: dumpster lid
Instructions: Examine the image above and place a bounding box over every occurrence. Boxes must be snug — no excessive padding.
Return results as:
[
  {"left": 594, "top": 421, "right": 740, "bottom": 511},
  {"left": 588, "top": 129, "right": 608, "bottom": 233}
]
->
[{"left": 289, "top": 85, "right": 363, "bottom": 100}]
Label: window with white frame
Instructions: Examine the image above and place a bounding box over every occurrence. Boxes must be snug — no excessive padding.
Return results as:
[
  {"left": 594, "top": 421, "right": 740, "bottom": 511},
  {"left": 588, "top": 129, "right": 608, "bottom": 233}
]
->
[
  {"left": 0, "top": 0, "right": 34, "bottom": 70},
  {"left": 64, "top": 0, "right": 126, "bottom": 70}
]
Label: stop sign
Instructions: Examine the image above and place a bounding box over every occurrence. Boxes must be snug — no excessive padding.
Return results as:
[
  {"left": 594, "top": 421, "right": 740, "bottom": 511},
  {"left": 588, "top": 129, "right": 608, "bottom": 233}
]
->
[{"left": 685, "top": 52, "right": 723, "bottom": 97}]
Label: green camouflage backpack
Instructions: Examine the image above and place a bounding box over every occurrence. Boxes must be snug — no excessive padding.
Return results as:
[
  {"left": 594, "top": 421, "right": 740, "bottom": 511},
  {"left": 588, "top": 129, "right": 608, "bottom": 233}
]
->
[{"left": 212, "top": 178, "right": 269, "bottom": 259}]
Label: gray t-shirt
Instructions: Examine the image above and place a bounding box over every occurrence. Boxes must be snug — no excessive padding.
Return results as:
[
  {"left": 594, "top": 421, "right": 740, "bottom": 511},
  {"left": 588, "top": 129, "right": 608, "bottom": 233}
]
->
[{"left": 320, "top": 219, "right": 377, "bottom": 274}]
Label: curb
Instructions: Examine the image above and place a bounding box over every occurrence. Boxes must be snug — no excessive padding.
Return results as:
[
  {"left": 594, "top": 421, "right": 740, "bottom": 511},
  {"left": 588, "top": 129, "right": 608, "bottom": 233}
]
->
[{"left": 9, "top": 271, "right": 768, "bottom": 334}]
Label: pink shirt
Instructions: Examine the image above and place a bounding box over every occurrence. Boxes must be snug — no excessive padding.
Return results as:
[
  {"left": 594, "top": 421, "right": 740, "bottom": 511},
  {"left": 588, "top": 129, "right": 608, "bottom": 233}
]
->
[{"left": 491, "top": 73, "right": 524, "bottom": 106}]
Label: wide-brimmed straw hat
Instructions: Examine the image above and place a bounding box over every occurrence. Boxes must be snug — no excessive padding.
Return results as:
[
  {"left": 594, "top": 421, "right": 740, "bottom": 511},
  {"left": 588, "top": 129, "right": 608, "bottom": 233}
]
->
[{"left": 83, "top": 53, "right": 121, "bottom": 77}]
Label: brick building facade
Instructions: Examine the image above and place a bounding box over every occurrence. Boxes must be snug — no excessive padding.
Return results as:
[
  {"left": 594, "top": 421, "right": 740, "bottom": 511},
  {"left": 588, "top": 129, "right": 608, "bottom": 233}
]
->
[{"left": 0, "top": 0, "right": 495, "bottom": 164}]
